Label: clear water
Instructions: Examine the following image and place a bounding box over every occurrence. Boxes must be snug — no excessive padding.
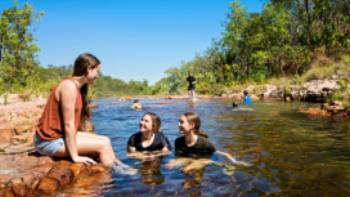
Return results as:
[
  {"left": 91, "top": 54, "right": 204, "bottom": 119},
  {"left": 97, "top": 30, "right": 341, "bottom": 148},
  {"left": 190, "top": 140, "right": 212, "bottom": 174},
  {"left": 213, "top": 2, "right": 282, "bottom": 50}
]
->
[{"left": 65, "top": 98, "right": 350, "bottom": 196}]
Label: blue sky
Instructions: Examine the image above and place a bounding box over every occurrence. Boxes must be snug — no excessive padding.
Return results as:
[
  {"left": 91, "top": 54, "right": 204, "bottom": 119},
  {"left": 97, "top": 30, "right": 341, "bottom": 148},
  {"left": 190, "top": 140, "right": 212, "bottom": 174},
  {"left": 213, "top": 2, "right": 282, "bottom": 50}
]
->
[{"left": 1, "top": 0, "right": 264, "bottom": 84}]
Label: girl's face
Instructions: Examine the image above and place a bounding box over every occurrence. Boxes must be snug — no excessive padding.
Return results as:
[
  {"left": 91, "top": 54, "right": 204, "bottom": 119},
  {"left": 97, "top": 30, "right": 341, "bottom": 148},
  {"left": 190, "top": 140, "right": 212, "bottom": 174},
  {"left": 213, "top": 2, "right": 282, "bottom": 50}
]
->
[
  {"left": 86, "top": 64, "right": 101, "bottom": 84},
  {"left": 139, "top": 114, "right": 153, "bottom": 133},
  {"left": 178, "top": 115, "right": 193, "bottom": 134}
]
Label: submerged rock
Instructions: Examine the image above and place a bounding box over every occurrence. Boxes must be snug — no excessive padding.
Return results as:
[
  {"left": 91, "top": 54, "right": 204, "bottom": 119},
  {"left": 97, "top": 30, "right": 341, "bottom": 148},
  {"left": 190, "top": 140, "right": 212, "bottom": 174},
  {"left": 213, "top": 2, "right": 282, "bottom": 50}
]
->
[
  {"left": 300, "top": 101, "right": 349, "bottom": 118},
  {"left": 300, "top": 107, "right": 331, "bottom": 117}
]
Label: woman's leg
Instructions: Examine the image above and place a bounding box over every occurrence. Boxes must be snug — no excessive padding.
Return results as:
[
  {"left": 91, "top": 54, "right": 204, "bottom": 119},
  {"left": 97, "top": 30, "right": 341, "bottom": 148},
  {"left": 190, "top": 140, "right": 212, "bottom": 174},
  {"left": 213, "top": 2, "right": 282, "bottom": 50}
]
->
[
  {"left": 76, "top": 132, "right": 122, "bottom": 163},
  {"left": 54, "top": 132, "right": 115, "bottom": 167}
]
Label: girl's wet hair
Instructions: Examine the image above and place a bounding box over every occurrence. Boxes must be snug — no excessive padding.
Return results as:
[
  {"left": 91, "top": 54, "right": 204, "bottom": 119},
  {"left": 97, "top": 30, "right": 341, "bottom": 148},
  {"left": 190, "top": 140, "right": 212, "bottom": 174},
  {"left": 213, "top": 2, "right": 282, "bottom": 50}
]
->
[
  {"left": 183, "top": 112, "right": 208, "bottom": 138},
  {"left": 143, "top": 112, "right": 161, "bottom": 133},
  {"left": 72, "top": 53, "right": 101, "bottom": 120}
]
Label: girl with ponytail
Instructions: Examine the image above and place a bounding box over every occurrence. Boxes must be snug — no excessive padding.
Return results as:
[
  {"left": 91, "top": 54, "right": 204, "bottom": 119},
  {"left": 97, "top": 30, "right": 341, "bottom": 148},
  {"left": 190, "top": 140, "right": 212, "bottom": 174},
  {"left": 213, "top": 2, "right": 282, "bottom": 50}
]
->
[
  {"left": 174, "top": 112, "right": 250, "bottom": 166},
  {"left": 175, "top": 112, "right": 215, "bottom": 157}
]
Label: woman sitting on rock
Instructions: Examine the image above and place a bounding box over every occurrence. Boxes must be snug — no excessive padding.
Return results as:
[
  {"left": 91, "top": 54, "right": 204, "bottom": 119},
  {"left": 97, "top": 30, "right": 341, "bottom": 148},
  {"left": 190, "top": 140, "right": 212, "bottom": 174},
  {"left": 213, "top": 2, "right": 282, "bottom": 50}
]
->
[
  {"left": 34, "top": 53, "right": 130, "bottom": 170},
  {"left": 127, "top": 112, "right": 171, "bottom": 156}
]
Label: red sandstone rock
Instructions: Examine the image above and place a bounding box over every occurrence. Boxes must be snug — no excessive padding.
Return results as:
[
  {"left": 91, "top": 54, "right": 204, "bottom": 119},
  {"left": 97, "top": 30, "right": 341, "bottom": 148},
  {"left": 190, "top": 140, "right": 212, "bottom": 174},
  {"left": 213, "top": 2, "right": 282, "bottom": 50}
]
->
[
  {"left": 28, "top": 177, "right": 41, "bottom": 191},
  {"left": 37, "top": 177, "right": 60, "bottom": 194},
  {"left": 68, "top": 166, "right": 111, "bottom": 194},
  {"left": 0, "top": 155, "right": 55, "bottom": 188},
  {"left": 89, "top": 165, "right": 108, "bottom": 174},
  {"left": 11, "top": 183, "right": 27, "bottom": 197},
  {"left": 2, "top": 189, "right": 14, "bottom": 197},
  {"left": 70, "top": 163, "right": 86, "bottom": 180},
  {"left": 0, "top": 97, "right": 115, "bottom": 195},
  {"left": 300, "top": 108, "right": 331, "bottom": 117},
  {"left": 10, "top": 135, "right": 29, "bottom": 145},
  {"left": 47, "top": 165, "right": 74, "bottom": 188},
  {"left": 30, "top": 162, "right": 54, "bottom": 176},
  {"left": 0, "top": 174, "right": 13, "bottom": 185},
  {"left": 0, "top": 129, "right": 12, "bottom": 145},
  {"left": 13, "top": 125, "right": 34, "bottom": 135}
]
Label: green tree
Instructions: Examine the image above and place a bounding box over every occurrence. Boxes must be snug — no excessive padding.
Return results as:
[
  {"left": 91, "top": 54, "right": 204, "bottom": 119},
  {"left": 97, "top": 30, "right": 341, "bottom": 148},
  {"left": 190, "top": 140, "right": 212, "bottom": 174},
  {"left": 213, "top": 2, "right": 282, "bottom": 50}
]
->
[
  {"left": 163, "top": 67, "right": 183, "bottom": 94},
  {"left": 0, "top": 2, "right": 43, "bottom": 90}
]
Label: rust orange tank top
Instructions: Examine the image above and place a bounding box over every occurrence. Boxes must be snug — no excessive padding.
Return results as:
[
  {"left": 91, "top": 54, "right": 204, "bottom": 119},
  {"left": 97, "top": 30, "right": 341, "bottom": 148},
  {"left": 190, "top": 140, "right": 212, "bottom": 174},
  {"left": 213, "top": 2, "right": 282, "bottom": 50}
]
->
[{"left": 36, "top": 79, "right": 83, "bottom": 141}]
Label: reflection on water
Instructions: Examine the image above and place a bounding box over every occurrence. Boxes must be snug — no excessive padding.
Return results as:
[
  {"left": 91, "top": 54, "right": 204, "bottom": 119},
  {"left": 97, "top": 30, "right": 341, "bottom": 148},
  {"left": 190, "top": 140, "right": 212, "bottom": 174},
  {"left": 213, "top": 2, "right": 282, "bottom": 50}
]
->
[
  {"left": 65, "top": 98, "right": 350, "bottom": 196},
  {"left": 140, "top": 158, "right": 164, "bottom": 185}
]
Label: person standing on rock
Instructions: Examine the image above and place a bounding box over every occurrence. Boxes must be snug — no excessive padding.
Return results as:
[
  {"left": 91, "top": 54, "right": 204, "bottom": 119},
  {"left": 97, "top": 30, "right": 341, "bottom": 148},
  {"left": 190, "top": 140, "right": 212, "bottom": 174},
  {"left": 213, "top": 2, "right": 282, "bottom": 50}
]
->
[{"left": 34, "top": 53, "right": 132, "bottom": 171}]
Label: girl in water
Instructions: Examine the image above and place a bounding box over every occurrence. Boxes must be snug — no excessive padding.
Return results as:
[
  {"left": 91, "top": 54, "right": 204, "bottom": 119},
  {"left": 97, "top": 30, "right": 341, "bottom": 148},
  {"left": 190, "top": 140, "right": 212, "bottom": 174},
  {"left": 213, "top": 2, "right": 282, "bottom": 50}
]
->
[
  {"left": 175, "top": 112, "right": 215, "bottom": 158},
  {"left": 127, "top": 112, "right": 171, "bottom": 154},
  {"left": 175, "top": 112, "right": 249, "bottom": 165},
  {"left": 169, "top": 112, "right": 249, "bottom": 187}
]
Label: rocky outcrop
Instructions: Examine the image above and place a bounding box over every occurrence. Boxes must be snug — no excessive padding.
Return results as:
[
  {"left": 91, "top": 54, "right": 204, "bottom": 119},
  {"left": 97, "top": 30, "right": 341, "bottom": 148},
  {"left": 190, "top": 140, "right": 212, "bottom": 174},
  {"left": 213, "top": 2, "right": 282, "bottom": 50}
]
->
[
  {"left": 0, "top": 155, "right": 54, "bottom": 195},
  {"left": 299, "top": 107, "right": 332, "bottom": 117},
  {"left": 0, "top": 95, "right": 110, "bottom": 196},
  {"left": 0, "top": 98, "right": 44, "bottom": 155},
  {"left": 219, "top": 79, "right": 341, "bottom": 103},
  {"left": 0, "top": 155, "right": 109, "bottom": 196},
  {"left": 299, "top": 80, "right": 340, "bottom": 102},
  {"left": 300, "top": 101, "right": 349, "bottom": 118}
]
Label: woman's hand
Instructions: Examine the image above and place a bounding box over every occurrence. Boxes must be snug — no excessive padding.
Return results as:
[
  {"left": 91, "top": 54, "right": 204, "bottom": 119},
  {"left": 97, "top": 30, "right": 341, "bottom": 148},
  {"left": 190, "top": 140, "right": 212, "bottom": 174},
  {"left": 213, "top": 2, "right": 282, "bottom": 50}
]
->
[{"left": 73, "top": 156, "right": 97, "bottom": 165}]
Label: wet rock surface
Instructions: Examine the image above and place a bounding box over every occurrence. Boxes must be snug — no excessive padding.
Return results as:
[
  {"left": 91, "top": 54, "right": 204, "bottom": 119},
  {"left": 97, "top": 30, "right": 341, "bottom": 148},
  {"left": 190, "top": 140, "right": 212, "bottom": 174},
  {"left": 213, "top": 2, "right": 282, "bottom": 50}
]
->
[
  {"left": 300, "top": 101, "right": 349, "bottom": 118},
  {"left": 0, "top": 155, "right": 110, "bottom": 196}
]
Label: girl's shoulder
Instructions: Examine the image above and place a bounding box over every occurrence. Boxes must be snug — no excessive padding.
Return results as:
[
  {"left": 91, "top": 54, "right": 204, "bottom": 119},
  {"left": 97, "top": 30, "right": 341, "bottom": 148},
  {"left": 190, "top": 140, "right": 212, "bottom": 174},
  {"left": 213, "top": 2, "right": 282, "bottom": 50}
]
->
[
  {"left": 155, "top": 132, "right": 169, "bottom": 138},
  {"left": 129, "top": 132, "right": 142, "bottom": 139},
  {"left": 56, "top": 79, "right": 79, "bottom": 94},
  {"left": 197, "top": 136, "right": 214, "bottom": 146},
  {"left": 175, "top": 136, "right": 185, "bottom": 144}
]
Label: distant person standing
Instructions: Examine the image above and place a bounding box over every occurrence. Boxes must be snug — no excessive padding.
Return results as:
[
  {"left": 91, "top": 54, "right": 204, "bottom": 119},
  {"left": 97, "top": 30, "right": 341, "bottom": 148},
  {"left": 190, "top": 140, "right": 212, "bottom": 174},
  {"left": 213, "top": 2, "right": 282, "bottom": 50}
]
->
[
  {"left": 243, "top": 90, "right": 252, "bottom": 105},
  {"left": 186, "top": 71, "right": 196, "bottom": 99}
]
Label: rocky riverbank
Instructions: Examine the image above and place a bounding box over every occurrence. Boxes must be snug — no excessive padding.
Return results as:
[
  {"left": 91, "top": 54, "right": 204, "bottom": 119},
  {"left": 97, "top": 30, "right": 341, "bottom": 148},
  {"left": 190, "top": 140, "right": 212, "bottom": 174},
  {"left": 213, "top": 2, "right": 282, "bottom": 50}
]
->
[
  {"left": 215, "top": 79, "right": 350, "bottom": 118},
  {"left": 0, "top": 94, "right": 110, "bottom": 196}
]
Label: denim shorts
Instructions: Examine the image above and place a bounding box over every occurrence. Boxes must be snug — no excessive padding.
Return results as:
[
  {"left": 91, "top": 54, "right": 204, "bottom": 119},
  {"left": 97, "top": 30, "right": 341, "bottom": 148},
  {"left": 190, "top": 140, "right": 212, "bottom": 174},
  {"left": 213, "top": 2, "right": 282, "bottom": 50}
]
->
[{"left": 34, "top": 133, "right": 65, "bottom": 156}]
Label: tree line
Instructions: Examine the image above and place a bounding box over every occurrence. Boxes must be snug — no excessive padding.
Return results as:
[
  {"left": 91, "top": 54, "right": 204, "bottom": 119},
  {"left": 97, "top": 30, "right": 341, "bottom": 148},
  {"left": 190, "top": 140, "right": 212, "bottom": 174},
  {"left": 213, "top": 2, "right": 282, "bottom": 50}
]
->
[
  {"left": 159, "top": 0, "right": 350, "bottom": 94},
  {"left": 1, "top": 1, "right": 349, "bottom": 96},
  {"left": 0, "top": 2, "right": 154, "bottom": 96}
]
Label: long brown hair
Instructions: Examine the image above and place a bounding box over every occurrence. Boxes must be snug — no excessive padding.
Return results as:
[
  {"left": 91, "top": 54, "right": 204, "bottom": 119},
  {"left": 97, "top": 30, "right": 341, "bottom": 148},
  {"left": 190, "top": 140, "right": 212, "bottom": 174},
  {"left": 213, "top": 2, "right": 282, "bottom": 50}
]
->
[
  {"left": 143, "top": 112, "right": 161, "bottom": 133},
  {"left": 183, "top": 112, "right": 208, "bottom": 138},
  {"left": 72, "top": 53, "right": 100, "bottom": 119}
]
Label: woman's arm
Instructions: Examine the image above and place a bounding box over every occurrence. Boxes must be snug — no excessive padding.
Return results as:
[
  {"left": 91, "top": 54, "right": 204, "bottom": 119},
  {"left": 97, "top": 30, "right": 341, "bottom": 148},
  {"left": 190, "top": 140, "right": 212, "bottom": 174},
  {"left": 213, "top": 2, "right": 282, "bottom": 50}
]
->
[
  {"left": 127, "top": 134, "right": 137, "bottom": 153},
  {"left": 160, "top": 133, "right": 172, "bottom": 153},
  {"left": 161, "top": 146, "right": 170, "bottom": 153},
  {"left": 127, "top": 146, "right": 136, "bottom": 153},
  {"left": 60, "top": 81, "right": 95, "bottom": 164},
  {"left": 127, "top": 150, "right": 170, "bottom": 160},
  {"left": 216, "top": 150, "right": 250, "bottom": 166}
]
